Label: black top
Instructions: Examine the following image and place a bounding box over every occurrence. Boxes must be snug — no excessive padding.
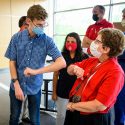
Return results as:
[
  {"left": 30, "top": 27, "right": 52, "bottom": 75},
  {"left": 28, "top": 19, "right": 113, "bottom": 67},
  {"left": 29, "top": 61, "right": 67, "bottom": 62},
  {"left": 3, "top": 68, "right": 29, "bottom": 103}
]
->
[
  {"left": 57, "top": 52, "right": 88, "bottom": 98},
  {"left": 118, "top": 33, "right": 125, "bottom": 72},
  {"left": 118, "top": 51, "right": 125, "bottom": 72}
]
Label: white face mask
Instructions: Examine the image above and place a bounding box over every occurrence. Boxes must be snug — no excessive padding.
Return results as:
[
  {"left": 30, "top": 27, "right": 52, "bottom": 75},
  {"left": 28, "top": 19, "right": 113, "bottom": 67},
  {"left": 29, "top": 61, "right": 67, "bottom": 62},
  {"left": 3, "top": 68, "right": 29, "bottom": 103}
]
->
[
  {"left": 82, "top": 48, "right": 88, "bottom": 54},
  {"left": 90, "top": 41, "right": 102, "bottom": 58},
  {"left": 121, "top": 19, "right": 125, "bottom": 27}
]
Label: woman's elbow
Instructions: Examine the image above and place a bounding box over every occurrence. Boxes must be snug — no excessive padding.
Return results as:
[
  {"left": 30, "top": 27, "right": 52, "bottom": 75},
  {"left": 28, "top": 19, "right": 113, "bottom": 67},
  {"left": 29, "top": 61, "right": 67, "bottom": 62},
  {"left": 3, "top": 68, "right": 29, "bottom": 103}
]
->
[
  {"left": 97, "top": 105, "right": 107, "bottom": 111},
  {"left": 94, "top": 100, "right": 107, "bottom": 112},
  {"left": 96, "top": 104, "right": 107, "bottom": 111}
]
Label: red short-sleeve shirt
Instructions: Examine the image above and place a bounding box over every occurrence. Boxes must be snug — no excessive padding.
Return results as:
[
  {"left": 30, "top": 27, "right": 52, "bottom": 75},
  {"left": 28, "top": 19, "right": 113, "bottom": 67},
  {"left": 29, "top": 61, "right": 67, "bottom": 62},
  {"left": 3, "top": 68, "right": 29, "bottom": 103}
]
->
[
  {"left": 70, "top": 57, "right": 124, "bottom": 114},
  {"left": 85, "top": 19, "right": 113, "bottom": 40}
]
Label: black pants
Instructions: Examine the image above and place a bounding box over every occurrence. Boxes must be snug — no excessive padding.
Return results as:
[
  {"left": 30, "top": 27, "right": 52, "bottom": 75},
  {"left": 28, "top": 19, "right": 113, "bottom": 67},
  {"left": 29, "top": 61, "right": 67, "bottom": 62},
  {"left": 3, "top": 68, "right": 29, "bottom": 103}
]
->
[
  {"left": 64, "top": 110, "right": 111, "bottom": 125},
  {"left": 114, "top": 84, "right": 125, "bottom": 125}
]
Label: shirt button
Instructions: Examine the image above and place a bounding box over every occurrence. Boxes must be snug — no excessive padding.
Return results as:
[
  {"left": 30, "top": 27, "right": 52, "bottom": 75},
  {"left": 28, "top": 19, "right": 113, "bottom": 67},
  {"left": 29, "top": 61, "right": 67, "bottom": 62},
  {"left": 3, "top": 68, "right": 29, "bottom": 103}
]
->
[
  {"left": 30, "top": 42, "right": 32, "bottom": 44},
  {"left": 28, "top": 59, "right": 29, "bottom": 60}
]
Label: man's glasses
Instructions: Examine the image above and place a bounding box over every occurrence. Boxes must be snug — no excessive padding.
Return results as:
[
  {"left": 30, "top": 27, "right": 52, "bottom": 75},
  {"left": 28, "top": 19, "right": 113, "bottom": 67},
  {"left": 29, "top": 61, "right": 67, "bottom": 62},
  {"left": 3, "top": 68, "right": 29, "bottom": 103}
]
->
[
  {"left": 43, "top": 22, "right": 48, "bottom": 28},
  {"left": 32, "top": 21, "right": 48, "bottom": 28}
]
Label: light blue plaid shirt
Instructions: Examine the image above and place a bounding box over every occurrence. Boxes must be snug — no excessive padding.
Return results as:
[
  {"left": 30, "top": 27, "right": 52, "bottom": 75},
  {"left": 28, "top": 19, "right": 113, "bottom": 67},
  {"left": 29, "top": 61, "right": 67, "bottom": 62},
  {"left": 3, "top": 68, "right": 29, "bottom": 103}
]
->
[{"left": 5, "top": 29, "right": 61, "bottom": 95}]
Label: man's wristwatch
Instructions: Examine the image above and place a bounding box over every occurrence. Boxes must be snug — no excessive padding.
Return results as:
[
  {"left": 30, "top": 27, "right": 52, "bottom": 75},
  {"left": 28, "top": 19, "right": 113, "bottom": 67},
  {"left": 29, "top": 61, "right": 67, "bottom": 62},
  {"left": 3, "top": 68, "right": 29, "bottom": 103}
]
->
[{"left": 11, "top": 78, "right": 18, "bottom": 83}]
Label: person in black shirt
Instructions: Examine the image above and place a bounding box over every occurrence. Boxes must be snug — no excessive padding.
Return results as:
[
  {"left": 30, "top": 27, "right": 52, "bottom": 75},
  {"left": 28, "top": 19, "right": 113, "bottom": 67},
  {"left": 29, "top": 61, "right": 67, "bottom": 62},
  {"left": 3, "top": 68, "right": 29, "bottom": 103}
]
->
[{"left": 52, "top": 32, "right": 88, "bottom": 125}]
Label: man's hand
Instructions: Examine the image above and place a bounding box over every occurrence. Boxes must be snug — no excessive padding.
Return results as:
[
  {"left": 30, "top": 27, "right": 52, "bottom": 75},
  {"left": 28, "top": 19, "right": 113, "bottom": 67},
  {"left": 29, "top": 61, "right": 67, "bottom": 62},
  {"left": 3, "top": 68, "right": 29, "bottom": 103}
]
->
[
  {"left": 14, "top": 81, "right": 24, "bottom": 101},
  {"left": 24, "top": 67, "right": 37, "bottom": 76},
  {"left": 73, "top": 66, "right": 84, "bottom": 79}
]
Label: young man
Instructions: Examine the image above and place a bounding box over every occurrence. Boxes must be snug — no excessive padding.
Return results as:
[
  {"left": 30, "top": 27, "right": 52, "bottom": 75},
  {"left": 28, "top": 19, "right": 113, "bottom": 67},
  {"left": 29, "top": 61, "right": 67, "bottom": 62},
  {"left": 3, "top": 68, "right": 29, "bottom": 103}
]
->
[
  {"left": 82, "top": 5, "right": 113, "bottom": 55},
  {"left": 5, "top": 4, "right": 66, "bottom": 125}
]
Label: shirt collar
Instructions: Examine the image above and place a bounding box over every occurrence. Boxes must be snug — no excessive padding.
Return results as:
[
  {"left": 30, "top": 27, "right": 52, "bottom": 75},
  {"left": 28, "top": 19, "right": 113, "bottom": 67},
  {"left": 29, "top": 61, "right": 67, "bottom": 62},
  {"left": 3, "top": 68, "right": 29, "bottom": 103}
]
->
[{"left": 95, "top": 19, "right": 107, "bottom": 25}]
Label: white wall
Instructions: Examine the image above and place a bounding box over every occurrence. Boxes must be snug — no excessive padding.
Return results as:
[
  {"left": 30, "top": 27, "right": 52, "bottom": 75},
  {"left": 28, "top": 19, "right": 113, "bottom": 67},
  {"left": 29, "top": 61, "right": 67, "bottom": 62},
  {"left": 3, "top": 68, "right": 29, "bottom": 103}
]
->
[{"left": 0, "top": 0, "right": 50, "bottom": 68}]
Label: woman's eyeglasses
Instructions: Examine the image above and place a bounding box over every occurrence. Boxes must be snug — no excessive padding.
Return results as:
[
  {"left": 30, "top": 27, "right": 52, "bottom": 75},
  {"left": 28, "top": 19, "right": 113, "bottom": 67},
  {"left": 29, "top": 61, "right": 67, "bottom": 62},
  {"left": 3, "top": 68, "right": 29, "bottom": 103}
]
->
[{"left": 94, "top": 39, "right": 103, "bottom": 44}]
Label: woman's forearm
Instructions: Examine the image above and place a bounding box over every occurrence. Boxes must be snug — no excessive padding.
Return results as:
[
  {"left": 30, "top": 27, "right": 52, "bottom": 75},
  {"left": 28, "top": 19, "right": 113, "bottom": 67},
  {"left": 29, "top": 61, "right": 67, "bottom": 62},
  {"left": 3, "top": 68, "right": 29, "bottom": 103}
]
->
[
  {"left": 52, "top": 71, "right": 59, "bottom": 94},
  {"left": 71, "top": 99, "right": 107, "bottom": 113}
]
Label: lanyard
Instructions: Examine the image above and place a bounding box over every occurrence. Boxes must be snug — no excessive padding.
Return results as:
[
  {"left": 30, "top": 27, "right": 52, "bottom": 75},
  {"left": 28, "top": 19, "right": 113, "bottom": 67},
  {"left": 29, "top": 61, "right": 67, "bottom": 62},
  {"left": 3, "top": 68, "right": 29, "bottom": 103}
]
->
[{"left": 69, "top": 60, "right": 107, "bottom": 98}]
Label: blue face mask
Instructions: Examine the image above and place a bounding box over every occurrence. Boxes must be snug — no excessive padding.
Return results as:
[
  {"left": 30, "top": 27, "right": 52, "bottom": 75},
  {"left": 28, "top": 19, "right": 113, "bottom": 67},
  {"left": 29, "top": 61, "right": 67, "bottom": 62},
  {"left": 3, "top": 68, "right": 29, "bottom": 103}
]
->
[{"left": 32, "top": 27, "right": 44, "bottom": 37}]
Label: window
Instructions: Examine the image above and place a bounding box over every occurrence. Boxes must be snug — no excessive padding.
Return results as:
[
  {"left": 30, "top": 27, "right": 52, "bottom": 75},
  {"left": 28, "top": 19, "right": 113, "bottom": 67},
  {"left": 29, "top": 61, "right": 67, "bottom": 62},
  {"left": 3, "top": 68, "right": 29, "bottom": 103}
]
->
[
  {"left": 55, "top": 0, "right": 110, "bottom": 11},
  {"left": 112, "top": 0, "right": 125, "bottom": 3},
  {"left": 112, "top": 4, "right": 125, "bottom": 22},
  {"left": 54, "top": 36, "right": 66, "bottom": 50},
  {"left": 54, "top": 6, "right": 109, "bottom": 36},
  {"left": 53, "top": 0, "right": 125, "bottom": 51}
]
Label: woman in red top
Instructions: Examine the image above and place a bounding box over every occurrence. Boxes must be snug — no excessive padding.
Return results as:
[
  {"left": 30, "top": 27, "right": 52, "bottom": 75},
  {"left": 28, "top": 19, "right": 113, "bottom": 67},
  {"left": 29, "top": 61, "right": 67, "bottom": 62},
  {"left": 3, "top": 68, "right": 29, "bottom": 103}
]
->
[{"left": 64, "top": 28, "right": 125, "bottom": 125}]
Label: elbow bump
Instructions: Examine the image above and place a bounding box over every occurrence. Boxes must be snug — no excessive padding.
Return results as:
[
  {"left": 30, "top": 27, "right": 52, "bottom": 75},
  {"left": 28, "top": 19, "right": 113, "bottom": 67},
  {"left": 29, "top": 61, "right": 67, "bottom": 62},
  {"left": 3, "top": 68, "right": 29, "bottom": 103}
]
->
[
  {"left": 57, "top": 57, "right": 66, "bottom": 68},
  {"left": 62, "top": 60, "right": 66, "bottom": 68},
  {"left": 60, "top": 57, "right": 66, "bottom": 68},
  {"left": 59, "top": 61, "right": 66, "bottom": 69},
  {"left": 64, "top": 62, "right": 66, "bottom": 68}
]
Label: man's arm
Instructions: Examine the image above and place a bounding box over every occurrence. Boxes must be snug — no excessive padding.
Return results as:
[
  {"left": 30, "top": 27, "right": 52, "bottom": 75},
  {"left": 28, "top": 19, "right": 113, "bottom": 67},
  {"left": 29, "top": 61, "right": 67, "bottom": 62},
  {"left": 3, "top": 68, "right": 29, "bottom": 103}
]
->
[
  {"left": 24, "top": 56, "right": 66, "bottom": 76},
  {"left": 67, "top": 99, "right": 107, "bottom": 113},
  {"left": 10, "top": 60, "right": 24, "bottom": 101},
  {"left": 82, "top": 36, "right": 93, "bottom": 48}
]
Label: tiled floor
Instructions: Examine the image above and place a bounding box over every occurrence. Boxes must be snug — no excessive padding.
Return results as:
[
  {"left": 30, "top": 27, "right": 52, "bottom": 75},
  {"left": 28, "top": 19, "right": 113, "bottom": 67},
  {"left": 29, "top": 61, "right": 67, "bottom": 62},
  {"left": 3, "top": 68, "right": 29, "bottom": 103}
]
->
[{"left": 0, "top": 68, "right": 56, "bottom": 125}]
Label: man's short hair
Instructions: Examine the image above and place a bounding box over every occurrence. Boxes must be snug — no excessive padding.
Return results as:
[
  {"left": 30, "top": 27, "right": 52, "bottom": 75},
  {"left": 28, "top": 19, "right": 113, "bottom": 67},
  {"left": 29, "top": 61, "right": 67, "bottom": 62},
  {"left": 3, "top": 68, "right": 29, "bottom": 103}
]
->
[
  {"left": 27, "top": 4, "right": 48, "bottom": 21},
  {"left": 94, "top": 5, "right": 105, "bottom": 14},
  {"left": 18, "top": 16, "right": 27, "bottom": 28}
]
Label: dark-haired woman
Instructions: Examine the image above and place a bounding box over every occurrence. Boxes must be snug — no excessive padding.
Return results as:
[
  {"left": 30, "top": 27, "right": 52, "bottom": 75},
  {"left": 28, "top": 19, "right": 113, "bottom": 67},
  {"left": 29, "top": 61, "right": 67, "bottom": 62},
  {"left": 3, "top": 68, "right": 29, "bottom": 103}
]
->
[{"left": 52, "top": 32, "right": 88, "bottom": 125}]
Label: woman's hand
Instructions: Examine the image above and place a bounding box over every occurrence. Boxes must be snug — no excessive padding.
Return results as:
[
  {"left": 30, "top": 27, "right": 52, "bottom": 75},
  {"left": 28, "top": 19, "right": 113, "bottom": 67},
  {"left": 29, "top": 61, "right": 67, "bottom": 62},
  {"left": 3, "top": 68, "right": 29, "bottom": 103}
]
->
[
  {"left": 73, "top": 66, "right": 84, "bottom": 80},
  {"left": 67, "top": 102, "right": 74, "bottom": 112},
  {"left": 24, "top": 67, "right": 37, "bottom": 76},
  {"left": 52, "top": 92, "right": 57, "bottom": 101}
]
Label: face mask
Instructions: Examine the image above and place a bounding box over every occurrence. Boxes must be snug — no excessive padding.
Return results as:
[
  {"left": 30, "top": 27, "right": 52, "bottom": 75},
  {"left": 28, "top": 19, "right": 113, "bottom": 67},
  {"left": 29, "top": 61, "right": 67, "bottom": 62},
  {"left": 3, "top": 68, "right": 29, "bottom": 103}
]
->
[
  {"left": 92, "top": 14, "right": 99, "bottom": 21},
  {"left": 82, "top": 48, "right": 88, "bottom": 54},
  {"left": 65, "top": 42, "right": 77, "bottom": 51},
  {"left": 90, "top": 41, "right": 102, "bottom": 58},
  {"left": 32, "top": 27, "right": 44, "bottom": 37},
  {"left": 121, "top": 19, "right": 125, "bottom": 27}
]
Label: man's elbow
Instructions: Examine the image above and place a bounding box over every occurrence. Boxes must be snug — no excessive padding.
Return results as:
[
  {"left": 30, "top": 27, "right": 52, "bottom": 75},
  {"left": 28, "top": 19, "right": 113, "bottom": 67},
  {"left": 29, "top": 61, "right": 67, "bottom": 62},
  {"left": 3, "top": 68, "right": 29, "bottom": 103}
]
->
[
  {"left": 61, "top": 59, "right": 66, "bottom": 68},
  {"left": 57, "top": 56, "right": 66, "bottom": 68}
]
